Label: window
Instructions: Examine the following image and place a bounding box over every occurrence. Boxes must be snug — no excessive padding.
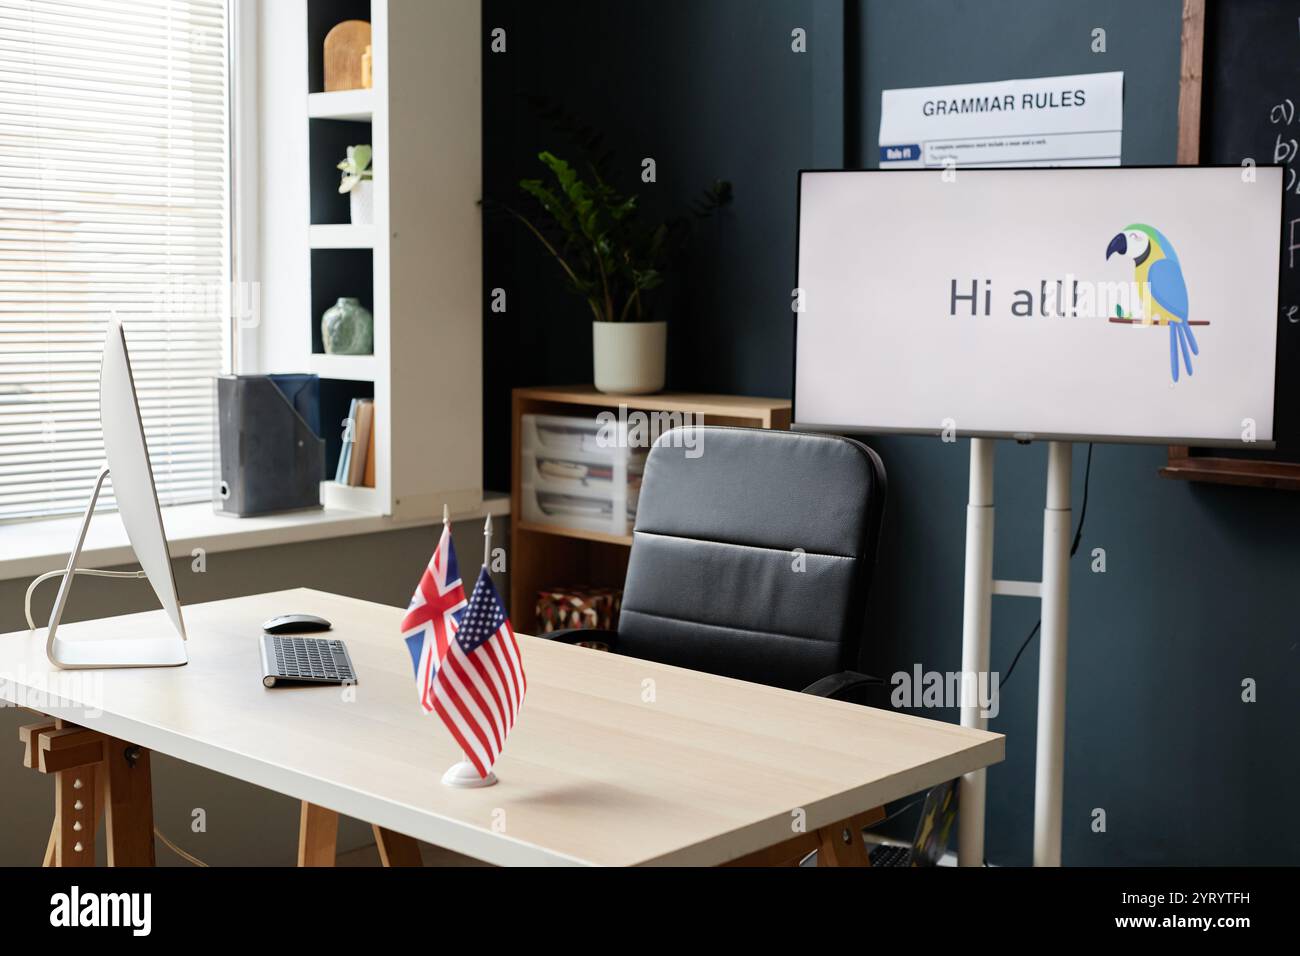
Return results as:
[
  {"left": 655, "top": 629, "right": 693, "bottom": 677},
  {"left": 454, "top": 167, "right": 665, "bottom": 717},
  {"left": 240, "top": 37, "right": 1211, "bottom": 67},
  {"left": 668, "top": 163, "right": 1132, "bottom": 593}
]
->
[{"left": 0, "top": 0, "right": 229, "bottom": 521}]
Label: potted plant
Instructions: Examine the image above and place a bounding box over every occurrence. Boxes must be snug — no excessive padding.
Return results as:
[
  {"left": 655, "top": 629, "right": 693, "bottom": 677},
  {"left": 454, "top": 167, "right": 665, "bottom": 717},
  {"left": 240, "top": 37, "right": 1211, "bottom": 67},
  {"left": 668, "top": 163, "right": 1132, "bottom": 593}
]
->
[
  {"left": 337, "top": 144, "right": 373, "bottom": 225},
  {"left": 505, "top": 150, "right": 731, "bottom": 394}
]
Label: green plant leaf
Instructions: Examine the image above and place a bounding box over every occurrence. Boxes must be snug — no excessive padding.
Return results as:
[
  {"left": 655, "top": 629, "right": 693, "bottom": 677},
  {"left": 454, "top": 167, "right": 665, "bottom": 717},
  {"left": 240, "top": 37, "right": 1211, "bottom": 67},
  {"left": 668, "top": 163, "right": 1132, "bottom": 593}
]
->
[{"left": 507, "top": 145, "right": 732, "bottom": 321}]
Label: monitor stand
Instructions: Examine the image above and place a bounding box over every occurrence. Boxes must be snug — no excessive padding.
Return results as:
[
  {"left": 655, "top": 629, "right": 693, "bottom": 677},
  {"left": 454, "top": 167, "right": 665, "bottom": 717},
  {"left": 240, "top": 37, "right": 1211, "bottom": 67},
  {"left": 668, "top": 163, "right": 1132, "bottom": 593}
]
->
[
  {"left": 45, "top": 465, "right": 188, "bottom": 670},
  {"left": 956, "top": 438, "right": 1071, "bottom": 869}
]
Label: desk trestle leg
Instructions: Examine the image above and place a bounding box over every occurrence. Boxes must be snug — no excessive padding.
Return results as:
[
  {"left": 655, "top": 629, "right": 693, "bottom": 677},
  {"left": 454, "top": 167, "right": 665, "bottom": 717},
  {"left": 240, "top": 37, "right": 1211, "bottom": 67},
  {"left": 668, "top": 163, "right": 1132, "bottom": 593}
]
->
[
  {"left": 724, "top": 805, "right": 886, "bottom": 867},
  {"left": 297, "top": 801, "right": 424, "bottom": 866},
  {"left": 18, "top": 719, "right": 156, "bottom": 867},
  {"left": 297, "top": 802, "right": 339, "bottom": 866}
]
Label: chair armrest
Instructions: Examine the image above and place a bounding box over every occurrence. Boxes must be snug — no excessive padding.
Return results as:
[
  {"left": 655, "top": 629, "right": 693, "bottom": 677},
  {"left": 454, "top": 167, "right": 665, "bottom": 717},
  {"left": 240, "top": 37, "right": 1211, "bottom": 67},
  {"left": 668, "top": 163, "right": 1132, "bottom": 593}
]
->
[
  {"left": 801, "top": 670, "right": 884, "bottom": 701},
  {"left": 535, "top": 628, "right": 620, "bottom": 651}
]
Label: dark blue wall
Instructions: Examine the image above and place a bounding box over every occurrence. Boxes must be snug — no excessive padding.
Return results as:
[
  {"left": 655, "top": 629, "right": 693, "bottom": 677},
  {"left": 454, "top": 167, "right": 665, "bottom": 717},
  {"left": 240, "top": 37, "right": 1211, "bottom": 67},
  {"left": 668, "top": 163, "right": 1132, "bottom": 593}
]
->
[
  {"left": 482, "top": 0, "right": 841, "bottom": 489},
  {"left": 483, "top": 0, "right": 1300, "bottom": 865}
]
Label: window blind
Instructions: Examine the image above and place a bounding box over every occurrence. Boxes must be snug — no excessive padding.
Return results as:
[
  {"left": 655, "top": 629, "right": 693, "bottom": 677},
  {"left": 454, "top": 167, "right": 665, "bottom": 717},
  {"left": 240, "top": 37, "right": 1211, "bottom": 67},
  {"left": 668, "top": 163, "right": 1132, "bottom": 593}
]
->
[{"left": 0, "top": 0, "right": 229, "bottom": 521}]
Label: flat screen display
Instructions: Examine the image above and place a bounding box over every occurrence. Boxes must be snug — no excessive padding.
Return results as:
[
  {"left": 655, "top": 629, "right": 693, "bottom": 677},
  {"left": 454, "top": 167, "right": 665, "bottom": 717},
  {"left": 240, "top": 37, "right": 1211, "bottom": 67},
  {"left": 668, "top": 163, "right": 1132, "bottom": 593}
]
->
[{"left": 794, "top": 167, "right": 1283, "bottom": 446}]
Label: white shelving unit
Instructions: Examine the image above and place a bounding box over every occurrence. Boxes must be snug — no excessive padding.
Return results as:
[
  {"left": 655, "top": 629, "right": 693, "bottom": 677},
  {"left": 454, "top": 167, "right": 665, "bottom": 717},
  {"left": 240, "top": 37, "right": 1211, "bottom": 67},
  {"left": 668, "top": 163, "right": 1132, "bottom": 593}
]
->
[
  {"left": 307, "top": 87, "right": 375, "bottom": 121},
  {"left": 321, "top": 479, "right": 383, "bottom": 512},
  {"left": 305, "top": 352, "right": 377, "bottom": 381},
  {"left": 258, "top": 0, "right": 484, "bottom": 522},
  {"left": 308, "top": 223, "right": 375, "bottom": 248}
]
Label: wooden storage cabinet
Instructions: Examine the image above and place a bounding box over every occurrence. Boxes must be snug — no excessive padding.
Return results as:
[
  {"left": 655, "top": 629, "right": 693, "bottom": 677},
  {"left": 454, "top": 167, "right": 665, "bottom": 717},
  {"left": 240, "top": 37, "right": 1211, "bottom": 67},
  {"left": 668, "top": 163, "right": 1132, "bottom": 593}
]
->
[{"left": 509, "top": 386, "right": 791, "bottom": 633}]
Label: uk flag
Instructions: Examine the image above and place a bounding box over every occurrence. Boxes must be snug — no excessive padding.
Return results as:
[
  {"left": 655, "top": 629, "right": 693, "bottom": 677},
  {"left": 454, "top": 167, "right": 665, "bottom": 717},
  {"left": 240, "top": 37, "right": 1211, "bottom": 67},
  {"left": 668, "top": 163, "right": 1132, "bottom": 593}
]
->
[{"left": 401, "top": 523, "right": 466, "bottom": 713}]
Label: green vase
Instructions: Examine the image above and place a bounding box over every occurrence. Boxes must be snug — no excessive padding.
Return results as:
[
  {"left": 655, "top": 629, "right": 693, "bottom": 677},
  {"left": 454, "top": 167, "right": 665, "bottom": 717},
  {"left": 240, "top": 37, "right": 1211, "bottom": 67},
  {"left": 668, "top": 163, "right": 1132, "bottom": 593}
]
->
[{"left": 321, "top": 297, "right": 373, "bottom": 355}]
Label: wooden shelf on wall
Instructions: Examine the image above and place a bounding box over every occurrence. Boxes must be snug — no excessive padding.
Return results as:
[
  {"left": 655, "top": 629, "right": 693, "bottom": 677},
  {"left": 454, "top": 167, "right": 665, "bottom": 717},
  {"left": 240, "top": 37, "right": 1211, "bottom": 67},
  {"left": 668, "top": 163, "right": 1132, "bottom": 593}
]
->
[
  {"left": 1161, "top": 448, "right": 1300, "bottom": 491},
  {"left": 508, "top": 385, "right": 792, "bottom": 634}
]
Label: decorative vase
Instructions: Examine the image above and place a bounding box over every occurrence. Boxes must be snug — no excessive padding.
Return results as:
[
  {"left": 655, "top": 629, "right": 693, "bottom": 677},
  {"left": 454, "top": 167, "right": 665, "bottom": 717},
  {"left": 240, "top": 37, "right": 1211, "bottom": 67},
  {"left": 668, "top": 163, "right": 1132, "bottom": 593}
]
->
[
  {"left": 349, "top": 179, "right": 374, "bottom": 225},
  {"left": 592, "top": 320, "right": 666, "bottom": 394},
  {"left": 321, "top": 297, "right": 373, "bottom": 355}
]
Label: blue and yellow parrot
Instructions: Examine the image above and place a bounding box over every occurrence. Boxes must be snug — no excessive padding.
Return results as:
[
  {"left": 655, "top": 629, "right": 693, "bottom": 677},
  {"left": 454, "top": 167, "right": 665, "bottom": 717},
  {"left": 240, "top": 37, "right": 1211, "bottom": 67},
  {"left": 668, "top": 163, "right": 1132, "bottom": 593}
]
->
[{"left": 1106, "top": 224, "right": 1197, "bottom": 383}]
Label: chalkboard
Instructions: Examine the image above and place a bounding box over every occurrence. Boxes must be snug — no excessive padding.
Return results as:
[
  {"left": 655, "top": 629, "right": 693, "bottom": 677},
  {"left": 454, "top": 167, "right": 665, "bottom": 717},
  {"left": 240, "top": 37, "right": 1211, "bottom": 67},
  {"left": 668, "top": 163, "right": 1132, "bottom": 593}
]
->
[{"left": 1164, "top": 0, "right": 1300, "bottom": 488}]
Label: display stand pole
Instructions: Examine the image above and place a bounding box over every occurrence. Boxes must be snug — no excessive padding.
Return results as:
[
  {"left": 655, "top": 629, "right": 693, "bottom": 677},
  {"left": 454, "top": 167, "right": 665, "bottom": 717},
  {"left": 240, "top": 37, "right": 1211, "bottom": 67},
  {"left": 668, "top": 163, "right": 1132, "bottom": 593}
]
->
[
  {"left": 957, "top": 439, "right": 1072, "bottom": 868},
  {"left": 957, "top": 439, "right": 995, "bottom": 867},
  {"left": 1034, "top": 441, "right": 1072, "bottom": 867}
]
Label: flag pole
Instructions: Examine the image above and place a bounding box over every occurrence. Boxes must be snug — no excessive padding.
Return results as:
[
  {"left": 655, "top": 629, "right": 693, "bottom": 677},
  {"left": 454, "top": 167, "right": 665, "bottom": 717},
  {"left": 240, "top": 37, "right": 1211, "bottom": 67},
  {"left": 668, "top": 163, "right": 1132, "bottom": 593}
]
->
[
  {"left": 443, "top": 502, "right": 449, "bottom": 526},
  {"left": 441, "top": 511, "right": 500, "bottom": 789}
]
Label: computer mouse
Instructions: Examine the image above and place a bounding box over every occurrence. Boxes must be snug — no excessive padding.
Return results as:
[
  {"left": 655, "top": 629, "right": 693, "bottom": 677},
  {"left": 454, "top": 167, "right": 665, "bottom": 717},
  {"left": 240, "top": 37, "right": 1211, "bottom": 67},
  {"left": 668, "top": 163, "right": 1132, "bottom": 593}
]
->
[{"left": 262, "top": 613, "right": 332, "bottom": 634}]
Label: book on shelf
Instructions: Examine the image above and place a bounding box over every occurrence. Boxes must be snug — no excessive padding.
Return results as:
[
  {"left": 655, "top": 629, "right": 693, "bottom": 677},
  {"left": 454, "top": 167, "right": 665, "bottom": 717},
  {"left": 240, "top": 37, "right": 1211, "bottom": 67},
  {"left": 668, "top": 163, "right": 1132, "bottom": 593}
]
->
[
  {"left": 348, "top": 399, "right": 373, "bottom": 486},
  {"left": 362, "top": 406, "right": 376, "bottom": 488},
  {"left": 334, "top": 398, "right": 357, "bottom": 484},
  {"left": 334, "top": 397, "right": 376, "bottom": 487}
]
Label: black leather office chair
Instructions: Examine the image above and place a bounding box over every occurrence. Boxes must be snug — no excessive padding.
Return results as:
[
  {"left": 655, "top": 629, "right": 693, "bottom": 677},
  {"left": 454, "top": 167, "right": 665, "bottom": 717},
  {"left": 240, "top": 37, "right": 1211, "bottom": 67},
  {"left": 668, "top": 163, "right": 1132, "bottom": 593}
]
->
[{"left": 542, "top": 425, "right": 887, "bottom": 701}]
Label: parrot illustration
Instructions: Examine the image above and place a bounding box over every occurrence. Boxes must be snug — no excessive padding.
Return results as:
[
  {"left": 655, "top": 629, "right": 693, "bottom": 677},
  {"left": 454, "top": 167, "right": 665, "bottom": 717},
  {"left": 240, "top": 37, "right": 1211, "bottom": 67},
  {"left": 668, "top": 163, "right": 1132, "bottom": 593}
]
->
[{"left": 1106, "top": 224, "right": 1197, "bottom": 383}]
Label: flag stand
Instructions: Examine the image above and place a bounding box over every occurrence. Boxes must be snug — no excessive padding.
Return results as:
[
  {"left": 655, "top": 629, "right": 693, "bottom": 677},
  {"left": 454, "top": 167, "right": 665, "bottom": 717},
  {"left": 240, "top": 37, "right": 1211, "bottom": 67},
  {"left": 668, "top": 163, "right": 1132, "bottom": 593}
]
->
[
  {"left": 441, "top": 760, "right": 497, "bottom": 788},
  {"left": 440, "top": 513, "right": 501, "bottom": 789}
]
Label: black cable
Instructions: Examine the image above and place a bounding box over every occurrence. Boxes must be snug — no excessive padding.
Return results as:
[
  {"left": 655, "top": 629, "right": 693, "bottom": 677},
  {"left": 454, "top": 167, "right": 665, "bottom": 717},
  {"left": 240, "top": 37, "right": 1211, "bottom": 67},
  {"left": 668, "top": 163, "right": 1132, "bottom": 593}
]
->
[
  {"left": 863, "top": 795, "right": 924, "bottom": 830},
  {"left": 998, "top": 443, "right": 1093, "bottom": 690},
  {"left": 981, "top": 445, "right": 1094, "bottom": 868},
  {"left": 998, "top": 620, "right": 1041, "bottom": 690},
  {"left": 1069, "top": 442, "right": 1094, "bottom": 560},
  {"left": 872, "top": 446, "right": 1096, "bottom": 867}
]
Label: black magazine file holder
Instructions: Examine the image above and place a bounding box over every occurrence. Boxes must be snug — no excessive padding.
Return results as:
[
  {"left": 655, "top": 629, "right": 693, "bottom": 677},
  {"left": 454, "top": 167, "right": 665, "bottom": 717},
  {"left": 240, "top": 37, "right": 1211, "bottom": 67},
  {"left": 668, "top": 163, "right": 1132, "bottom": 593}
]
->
[{"left": 217, "top": 375, "right": 325, "bottom": 516}]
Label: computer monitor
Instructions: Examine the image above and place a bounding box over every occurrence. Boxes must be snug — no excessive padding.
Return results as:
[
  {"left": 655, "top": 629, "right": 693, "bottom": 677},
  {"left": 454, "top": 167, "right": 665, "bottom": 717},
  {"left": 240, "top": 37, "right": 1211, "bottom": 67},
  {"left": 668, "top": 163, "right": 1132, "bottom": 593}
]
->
[
  {"left": 45, "top": 318, "right": 188, "bottom": 669},
  {"left": 793, "top": 166, "right": 1283, "bottom": 447}
]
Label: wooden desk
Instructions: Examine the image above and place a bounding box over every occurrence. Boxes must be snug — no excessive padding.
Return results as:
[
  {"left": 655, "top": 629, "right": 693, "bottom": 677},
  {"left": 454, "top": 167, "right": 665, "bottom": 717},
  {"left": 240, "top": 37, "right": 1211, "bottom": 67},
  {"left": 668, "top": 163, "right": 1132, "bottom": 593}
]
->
[{"left": 0, "top": 588, "right": 1003, "bottom": 866}]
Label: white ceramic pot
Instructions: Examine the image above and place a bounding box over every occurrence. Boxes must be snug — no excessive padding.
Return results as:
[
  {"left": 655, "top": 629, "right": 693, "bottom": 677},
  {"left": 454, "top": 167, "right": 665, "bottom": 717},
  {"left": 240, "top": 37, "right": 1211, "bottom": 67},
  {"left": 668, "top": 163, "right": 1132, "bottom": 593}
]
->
[
  {"left": 349, "top": 179, "right": 374, "bottom": 225},
  {"left": 592, "top": 320, "right": 666, "bottom": 394}
]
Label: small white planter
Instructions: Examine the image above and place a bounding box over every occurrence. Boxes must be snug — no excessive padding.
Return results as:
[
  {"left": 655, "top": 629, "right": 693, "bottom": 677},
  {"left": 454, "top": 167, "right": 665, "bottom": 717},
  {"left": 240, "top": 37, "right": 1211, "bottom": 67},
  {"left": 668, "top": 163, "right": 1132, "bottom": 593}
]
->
[
  {"left": 593, "top": 320, "right": 666, "bottom": 394},
  {"left": 349, "top": 179, "right": 374, "bottom": 225}
]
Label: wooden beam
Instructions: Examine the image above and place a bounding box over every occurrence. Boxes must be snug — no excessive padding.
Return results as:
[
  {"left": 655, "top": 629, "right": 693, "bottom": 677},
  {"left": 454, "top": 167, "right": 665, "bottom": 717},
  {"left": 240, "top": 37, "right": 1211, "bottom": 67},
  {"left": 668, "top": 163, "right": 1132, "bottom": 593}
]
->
[
  {"left": 18, "top": 720, "right": 57, "bottom": 769},
  {"left": 723, "top": 830, "right": 821, "bottom": 867},
  {"left": 1176, "top": 0, "right": 1206, "bottom": 165},
  {"left": 30, "top": 726, "right": 105, "bottom": 774},
  {"left": 815, "top": 806, "right": 885, "bottom": 867},
  {"left": 42, "top": 821, "right": 57, "bottom": 867},
  {"left": 816, "top": 820, "right": 866, "bottom": 866},
  {"left": 104, "top": 741, "right": 156, "bottom": 867},
  {"left": 55, "top": 764, "right": 98, "bottom": 867},
  {"left": 372, "top": 825, "right": 423, "bottom": 867},
  {"left": 297, "top": 802, "right": 339, "bottom": 867},
  {"left": 726, "top": 805, "right": 886, "bottom": 867},
  {"left": 39, "top": 741, "right": 104, "bottom": 774}
]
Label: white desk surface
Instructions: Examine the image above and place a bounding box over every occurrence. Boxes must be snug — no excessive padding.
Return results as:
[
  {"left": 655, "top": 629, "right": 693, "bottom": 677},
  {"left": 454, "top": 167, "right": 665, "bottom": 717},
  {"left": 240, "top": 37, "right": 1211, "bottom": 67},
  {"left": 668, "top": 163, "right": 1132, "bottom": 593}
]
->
[{"left": 0, "top": 588, "right": 1003, "bottom": 866}]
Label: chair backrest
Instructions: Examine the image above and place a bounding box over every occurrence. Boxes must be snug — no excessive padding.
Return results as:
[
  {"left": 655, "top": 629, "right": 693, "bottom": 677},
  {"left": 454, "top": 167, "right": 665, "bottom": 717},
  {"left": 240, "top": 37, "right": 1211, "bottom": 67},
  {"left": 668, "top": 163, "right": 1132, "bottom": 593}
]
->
[{"left": 619, "top": 426, "right": 887, "bottom": 690}]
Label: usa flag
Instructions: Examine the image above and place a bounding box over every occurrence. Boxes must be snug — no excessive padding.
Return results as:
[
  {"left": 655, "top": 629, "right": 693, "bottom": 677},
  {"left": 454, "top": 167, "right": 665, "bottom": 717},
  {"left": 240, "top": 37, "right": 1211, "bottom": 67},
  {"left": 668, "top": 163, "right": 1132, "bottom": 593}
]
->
[
  {"left": 401, "top": 524, "right": 467, "bottom": 713},
  {"left": 429, "top": 567, "right": 527, "bottom": 779}
]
